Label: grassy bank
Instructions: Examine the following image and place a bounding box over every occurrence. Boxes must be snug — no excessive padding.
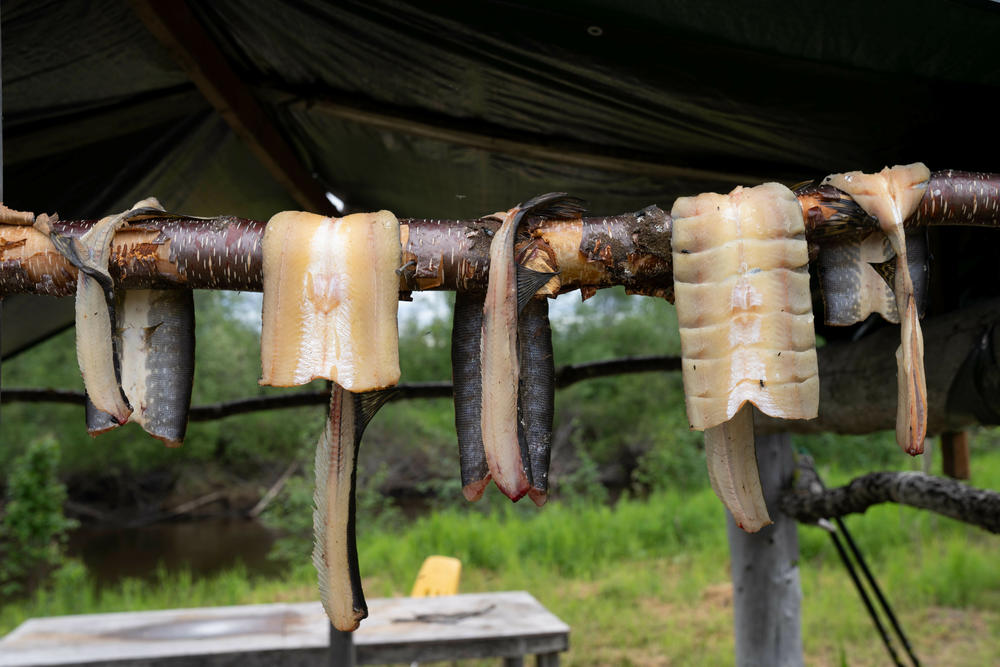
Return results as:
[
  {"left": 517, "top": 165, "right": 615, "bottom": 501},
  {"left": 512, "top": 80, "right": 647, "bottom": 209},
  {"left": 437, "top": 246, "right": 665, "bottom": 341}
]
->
[{"left": 4, "top": 447, "right": 1000, "bottom": 664}]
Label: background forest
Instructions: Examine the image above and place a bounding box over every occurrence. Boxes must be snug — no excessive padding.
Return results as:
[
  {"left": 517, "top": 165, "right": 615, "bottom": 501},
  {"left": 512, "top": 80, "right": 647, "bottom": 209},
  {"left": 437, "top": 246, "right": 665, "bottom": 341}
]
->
[{"left": 2, "top": 289, "right": 1000, "bottom": 665}]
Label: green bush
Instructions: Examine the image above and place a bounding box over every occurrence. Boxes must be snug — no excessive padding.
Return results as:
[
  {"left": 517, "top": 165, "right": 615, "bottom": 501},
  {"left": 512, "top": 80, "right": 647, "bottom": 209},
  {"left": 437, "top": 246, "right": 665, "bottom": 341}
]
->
[{"left": 0, "top": 435, "right": 78, "bottom": 596}]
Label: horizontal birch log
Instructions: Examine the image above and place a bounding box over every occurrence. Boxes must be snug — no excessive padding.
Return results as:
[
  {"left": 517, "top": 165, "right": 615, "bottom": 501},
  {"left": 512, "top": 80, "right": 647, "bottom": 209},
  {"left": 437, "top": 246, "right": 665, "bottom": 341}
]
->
[{"left": 2, "top": 171, "right": 998, "bottom": 298}]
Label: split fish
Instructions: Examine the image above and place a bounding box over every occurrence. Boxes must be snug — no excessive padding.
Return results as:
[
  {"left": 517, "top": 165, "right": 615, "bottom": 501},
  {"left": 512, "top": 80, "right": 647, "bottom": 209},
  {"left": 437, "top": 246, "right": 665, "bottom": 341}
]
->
[
  {"left": 480, "top": 192, "right": 583, "bottom": 501},
  {"left": 453, "top": 292, "right": 556, "bottom": 504},
  {"left": 40, "top": 198, "right": 165, "bottom": 424},
  {"left": 313, "top": 385, "right": 394, "bottom": 632}
]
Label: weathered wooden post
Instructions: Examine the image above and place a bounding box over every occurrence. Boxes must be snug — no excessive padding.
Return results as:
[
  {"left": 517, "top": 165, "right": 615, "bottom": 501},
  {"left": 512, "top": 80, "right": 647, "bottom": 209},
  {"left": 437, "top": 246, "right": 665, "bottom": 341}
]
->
[{"left": 726, "top": 430, "right": 803, "bottom": 667}]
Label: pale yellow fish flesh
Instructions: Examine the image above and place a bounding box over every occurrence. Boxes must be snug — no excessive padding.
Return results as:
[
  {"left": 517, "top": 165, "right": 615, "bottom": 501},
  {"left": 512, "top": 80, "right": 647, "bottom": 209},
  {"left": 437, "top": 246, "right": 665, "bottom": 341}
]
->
[
  {"left": 704, "top": 404, "right": 771, "bottom": 532},
  {"left": 260, "top": 211, "right": 401, "bottom": 392},
  {"left": 672, "top": 183, "right": 819, "bottom": 429},
  {"left": 480, "top": 205, "right": 531, "bottom": 501}
]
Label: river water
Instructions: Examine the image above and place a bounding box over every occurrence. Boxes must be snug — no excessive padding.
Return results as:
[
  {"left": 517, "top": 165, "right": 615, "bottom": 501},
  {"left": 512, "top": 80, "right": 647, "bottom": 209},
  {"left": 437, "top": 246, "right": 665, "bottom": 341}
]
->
[{"left": 66, "top": 518, "right": 283, "bottom": 586}]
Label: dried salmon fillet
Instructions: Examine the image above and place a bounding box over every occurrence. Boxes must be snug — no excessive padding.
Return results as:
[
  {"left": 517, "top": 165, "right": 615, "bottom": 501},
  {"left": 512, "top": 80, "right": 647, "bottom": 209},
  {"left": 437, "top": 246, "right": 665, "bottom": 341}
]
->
[
  {"left": 672, "top": 182, "right": 818, "bottom": 532},
  {"left": 824, "top": 163, "right": 930, "bottom": 454},
  {"left": 260, "top": 211, "right": 401, "bottom": 392}
]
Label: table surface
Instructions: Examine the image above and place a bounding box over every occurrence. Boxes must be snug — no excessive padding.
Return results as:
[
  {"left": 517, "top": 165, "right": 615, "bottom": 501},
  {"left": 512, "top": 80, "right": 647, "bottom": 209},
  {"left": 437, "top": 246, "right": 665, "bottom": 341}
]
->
[{"left": 0, "top": 591, "right": 569, "bottom": 666}]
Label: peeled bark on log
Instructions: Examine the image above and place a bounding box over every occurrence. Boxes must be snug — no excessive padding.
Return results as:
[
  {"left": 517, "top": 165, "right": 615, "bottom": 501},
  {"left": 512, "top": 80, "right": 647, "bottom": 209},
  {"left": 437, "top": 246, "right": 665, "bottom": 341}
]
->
[
  {"left": 781, "top": 454, "right": 1000, "bottom": 534},
  {"left": 2, "top": 170, "right": 997, "bottom": 298}
]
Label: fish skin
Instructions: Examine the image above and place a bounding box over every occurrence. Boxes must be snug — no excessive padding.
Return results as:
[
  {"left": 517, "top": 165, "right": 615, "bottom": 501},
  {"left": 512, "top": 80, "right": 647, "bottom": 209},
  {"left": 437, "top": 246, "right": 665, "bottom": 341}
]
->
[
  {"left": 313, "top": 386, "right": 393, "bottom": 632},
  {"left": 86, "top": 289, "right": 195, "bottom": 447},
  {"left": 480, "top": 193, "right": 584, "bottom": 501},
  {"left": 452, "top": 290, "right": 491, "bottom": 501},
  {"left": 519, "top": 297, "right": 555, "bottom": 507}
]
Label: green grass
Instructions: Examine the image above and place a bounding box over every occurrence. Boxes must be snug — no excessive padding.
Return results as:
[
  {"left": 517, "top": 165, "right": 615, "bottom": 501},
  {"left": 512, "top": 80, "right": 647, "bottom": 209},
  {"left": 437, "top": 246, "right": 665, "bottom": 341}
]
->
[{"left": 4, "top": 447, "right": 1000, "bottom": 665}]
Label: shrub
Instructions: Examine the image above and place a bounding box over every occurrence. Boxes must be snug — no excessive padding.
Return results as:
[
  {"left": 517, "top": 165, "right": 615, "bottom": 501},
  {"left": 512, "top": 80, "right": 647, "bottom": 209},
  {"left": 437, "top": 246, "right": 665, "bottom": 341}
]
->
[{"left": 0, "top": 435, "right": 78, "bottom": 596}]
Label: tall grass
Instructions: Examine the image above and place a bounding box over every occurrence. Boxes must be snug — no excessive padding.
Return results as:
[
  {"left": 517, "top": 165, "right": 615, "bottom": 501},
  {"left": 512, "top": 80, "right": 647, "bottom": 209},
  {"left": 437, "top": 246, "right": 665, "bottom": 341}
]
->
[{"left": 4, "top": 448, "right": 1000, "bottom": 664}]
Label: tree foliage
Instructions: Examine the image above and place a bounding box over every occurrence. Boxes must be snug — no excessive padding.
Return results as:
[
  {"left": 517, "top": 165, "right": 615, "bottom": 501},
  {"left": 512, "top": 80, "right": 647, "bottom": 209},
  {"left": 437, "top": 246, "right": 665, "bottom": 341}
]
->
[{"left": 0, "top": 435, "right": 77, "bottom": 596}]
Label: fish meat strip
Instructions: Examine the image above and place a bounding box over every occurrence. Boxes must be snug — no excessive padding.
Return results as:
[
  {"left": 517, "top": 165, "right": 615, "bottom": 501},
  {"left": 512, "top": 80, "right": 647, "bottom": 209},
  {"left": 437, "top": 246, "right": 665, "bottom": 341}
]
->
[{"left": 672, "top": 183, "right": 818, "bottom": 532}]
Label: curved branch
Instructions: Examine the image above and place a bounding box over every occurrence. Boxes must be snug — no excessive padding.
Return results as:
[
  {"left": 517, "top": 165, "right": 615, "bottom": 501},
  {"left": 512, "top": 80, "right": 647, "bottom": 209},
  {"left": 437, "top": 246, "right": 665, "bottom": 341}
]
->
[
  {"left": 0, "top": 356, "right": 682, "bottom": 419},
  {"left": 781, "top": 455, "right": 1000, "bottom": 534}
]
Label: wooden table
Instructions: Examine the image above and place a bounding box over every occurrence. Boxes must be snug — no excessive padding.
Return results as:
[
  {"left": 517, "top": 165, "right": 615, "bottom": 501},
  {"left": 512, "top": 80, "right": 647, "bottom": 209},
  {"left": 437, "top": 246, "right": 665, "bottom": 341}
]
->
[{"left": 0, "top": 591, "right": 569, "bottom": 666}]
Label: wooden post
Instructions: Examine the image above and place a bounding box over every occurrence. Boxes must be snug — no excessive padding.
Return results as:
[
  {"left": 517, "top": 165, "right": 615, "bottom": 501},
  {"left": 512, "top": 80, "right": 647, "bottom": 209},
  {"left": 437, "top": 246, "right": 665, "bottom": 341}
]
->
[
  {"left": 941, "top": 431, "right": 971, "bottom": 480},
  {"left": 727, "top": 430, "right": 803, "bottom": 667},
  {"left": 329, "top": 624, "right": 356, "bottom": 666}
]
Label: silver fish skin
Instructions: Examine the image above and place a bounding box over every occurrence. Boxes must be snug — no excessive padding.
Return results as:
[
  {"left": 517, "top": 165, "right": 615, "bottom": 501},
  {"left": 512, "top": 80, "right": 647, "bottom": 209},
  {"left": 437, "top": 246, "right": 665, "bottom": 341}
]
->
[
  {"left": 480, "top": 192, "right": 584, "bottom": 501},
  {"left": 86, "top": 289, "right": 195, "bottom": 447},
  {"left": 452, "top": 290, "right": 491, "bottom": 501},
  {"left": 518, "top": 297, "right": 555, "bottom": 507}
]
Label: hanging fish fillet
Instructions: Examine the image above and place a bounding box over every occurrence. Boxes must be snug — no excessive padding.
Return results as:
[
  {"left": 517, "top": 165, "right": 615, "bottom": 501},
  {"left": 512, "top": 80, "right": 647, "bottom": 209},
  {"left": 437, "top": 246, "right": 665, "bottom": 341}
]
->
[
  {"left": 704, "top": 404, "right": 762, "bottom": 531},
  {"left": 86, "top": 289, "right": 195, "bottom": 447},
  {"left": 480, "top": 193, "right": 584, "bottom": 501},
  {"left": 672, "top": 183, "right": 819, "bottom": 532},
  {"left": 519, "top": 297, "right": 556, "bottom": 507},
  {"left": 452, "top": 290, "right": 491, "bottom": 501},
  {"left": 260, "top": 210, "right": 401, "bottom": 392},
  {"left": 313, "top": 385, "right": 393, "bottom": 632},
  {"left": 38, "top": 198, "right": 164, "bottom": 424},
  {"left": 823, "top": 163, "right": 930, "bottom": 454}
]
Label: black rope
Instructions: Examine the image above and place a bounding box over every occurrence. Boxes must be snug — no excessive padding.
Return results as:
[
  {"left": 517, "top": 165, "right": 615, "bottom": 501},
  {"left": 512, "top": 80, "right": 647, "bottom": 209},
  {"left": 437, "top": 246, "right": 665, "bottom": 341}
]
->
[
  {"left": 810, "top": 462, "right": 920, "bottom": 667},
  {"left": 825, "top": 524, "right": 905, "bottom": 667},
  {"left": 835, "top": 517, "right": 921, "bottom": 666}
]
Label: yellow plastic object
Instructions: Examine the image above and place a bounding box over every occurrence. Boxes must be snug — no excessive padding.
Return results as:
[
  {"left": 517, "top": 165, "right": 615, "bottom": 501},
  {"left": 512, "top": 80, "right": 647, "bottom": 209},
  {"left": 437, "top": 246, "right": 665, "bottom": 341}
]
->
[{"left": 410, "top": 556, "right": 462, "bottom": 597}]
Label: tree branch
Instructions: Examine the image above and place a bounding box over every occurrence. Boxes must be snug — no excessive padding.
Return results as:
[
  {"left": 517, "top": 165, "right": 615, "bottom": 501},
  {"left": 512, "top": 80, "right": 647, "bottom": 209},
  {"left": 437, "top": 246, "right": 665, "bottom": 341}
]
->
[
  {"left": 0, "top": 355, "right": 682, "bottom": 419},
  {"left": 781, "top": 455, "right": 1000, "bottom": 534}
]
